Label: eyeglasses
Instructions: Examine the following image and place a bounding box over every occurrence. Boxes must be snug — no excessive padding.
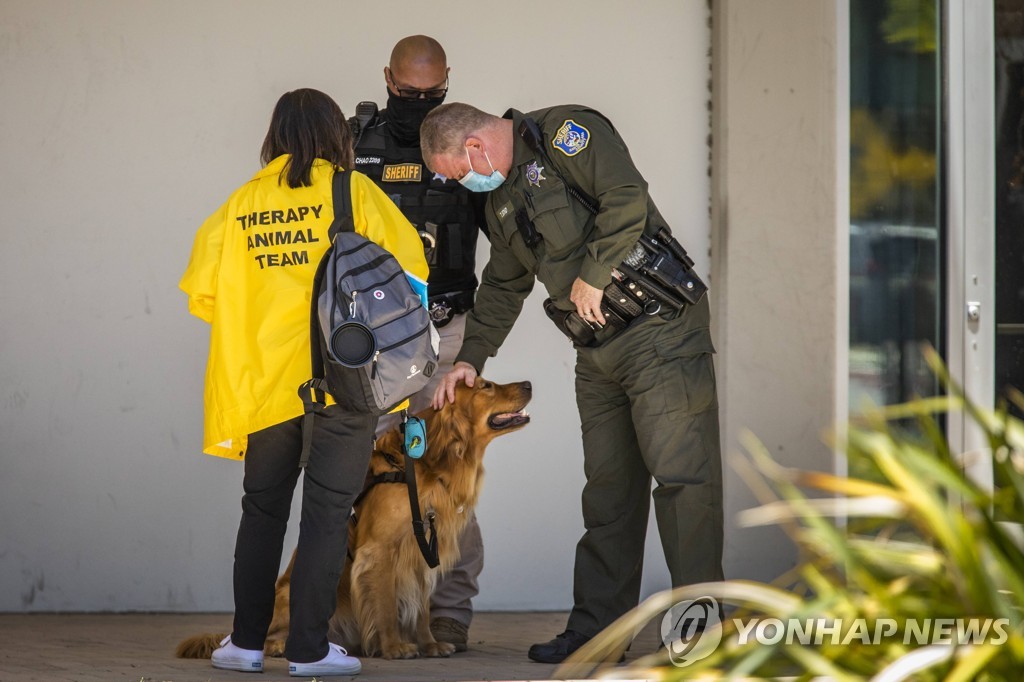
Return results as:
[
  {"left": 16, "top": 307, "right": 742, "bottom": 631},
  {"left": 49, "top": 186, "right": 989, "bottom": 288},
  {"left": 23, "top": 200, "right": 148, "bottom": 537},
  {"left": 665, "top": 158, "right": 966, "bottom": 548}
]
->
[{"left": 389, "top": 72, "right": 449, "bottom": 101}]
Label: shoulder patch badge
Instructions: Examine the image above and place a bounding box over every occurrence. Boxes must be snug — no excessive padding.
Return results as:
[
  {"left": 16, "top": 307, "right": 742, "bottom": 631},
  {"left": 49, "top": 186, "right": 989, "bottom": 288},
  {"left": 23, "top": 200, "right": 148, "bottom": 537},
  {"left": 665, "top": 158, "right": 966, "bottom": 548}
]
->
[{"left": 552, "top": 119, "right": 590, "bottom": 157}]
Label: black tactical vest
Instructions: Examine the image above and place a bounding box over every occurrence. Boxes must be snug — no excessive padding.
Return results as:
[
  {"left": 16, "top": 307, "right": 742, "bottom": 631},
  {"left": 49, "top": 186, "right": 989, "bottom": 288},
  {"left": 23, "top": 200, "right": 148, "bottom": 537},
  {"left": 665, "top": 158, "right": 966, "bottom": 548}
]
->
[{"left": 351, "top": 107, "right": 480, "bottom": 298}]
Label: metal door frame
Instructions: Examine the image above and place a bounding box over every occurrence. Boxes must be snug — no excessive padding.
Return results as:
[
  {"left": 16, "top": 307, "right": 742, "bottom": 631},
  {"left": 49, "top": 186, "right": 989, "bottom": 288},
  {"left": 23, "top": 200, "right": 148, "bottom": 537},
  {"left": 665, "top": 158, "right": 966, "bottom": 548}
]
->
[{"left": 946, "top": 0, "right": 996, "bottom": 487}]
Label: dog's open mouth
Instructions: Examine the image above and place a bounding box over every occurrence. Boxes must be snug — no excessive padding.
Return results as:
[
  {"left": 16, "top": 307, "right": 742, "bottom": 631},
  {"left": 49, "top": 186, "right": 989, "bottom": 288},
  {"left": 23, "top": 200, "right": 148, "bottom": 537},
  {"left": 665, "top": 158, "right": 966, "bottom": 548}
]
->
[{"left": 487, "top": 407, "right": 530, "bottom": 430}]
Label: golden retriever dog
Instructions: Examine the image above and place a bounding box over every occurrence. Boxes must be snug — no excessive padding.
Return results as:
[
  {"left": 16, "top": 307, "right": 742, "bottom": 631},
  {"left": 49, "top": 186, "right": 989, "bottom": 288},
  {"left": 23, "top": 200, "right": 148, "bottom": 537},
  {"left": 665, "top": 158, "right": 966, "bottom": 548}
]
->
[{"left": 177, "top": 377, "right": 531, "bottom": 661}]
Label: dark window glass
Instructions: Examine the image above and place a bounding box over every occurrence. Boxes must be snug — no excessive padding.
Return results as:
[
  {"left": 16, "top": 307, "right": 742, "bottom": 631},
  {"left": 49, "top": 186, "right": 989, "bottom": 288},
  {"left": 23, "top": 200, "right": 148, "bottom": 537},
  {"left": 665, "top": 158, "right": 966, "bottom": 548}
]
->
[
  {"left": 850, "top": 1, "right": 943, "bottom": 412},
  {"left": 995, "top": 0, "right": 1024, "bottom": 420}
]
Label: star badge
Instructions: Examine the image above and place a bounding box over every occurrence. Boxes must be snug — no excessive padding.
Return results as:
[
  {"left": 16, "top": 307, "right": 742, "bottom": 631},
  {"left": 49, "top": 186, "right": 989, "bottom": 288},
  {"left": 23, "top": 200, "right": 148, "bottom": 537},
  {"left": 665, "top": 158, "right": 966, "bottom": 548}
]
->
[{"left": 526, "top": 160, "right": 546, "bottom": 187}]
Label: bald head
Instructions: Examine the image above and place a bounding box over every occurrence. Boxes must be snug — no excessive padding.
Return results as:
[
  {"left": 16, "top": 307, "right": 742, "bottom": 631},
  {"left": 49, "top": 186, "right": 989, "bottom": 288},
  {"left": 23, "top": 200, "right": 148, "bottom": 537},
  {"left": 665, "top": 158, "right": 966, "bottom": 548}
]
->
[
  {"left": 385, "top": 36, "right": 449, "bottom": 99},
  {"left": 390, "top": 35, "right": 447, "bottom": 71}
]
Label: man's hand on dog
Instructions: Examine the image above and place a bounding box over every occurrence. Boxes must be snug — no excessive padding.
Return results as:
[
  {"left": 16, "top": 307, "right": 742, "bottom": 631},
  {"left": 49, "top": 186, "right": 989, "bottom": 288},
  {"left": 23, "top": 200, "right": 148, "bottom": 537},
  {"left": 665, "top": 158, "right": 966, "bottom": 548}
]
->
[{"left": 432, "top": 361, "right": 478, "bottom": 409}]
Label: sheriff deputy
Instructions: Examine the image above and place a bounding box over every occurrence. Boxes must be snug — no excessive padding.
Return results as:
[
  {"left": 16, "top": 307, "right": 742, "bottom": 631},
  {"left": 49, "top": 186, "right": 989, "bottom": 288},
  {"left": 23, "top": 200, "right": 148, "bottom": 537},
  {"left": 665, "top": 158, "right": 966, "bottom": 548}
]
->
[{"left": 421, "top": 102, "right": 724, "bottom": 665}]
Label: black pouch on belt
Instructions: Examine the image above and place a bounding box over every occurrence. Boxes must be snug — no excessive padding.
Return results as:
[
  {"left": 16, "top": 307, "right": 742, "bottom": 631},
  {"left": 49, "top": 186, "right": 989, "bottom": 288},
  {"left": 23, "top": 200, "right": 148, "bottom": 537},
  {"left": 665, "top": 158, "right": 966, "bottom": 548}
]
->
[
  {"left": 543, "top": 298, "right": 597, "bottom": 347},
  {"left": 543, "top": 293, "right": 633, "bottom": 348},
  {"left": 601, "top": 280, "right": 646, "bottom": 321}
]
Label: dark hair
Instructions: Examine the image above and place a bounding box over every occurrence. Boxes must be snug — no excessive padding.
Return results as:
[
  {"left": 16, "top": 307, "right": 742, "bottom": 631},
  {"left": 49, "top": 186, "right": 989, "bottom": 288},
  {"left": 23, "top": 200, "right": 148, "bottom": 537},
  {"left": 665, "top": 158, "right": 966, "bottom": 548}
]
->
[{"left": 260, "top": 89, "right": 353, "bottom": 188}]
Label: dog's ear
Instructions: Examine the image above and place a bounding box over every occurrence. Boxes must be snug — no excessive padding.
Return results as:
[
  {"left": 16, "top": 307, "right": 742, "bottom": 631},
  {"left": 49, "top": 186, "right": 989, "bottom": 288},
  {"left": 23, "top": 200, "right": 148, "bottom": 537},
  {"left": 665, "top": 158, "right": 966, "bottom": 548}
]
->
[{"left": 427, "top": 398, "right": 471, "bottom": 462}]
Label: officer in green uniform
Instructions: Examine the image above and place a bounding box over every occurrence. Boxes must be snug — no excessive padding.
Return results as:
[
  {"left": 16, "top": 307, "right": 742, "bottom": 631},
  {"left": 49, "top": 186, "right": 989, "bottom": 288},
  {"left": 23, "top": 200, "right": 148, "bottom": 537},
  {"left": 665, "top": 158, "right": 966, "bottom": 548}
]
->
[{"left": 421, "top": 102, "right": 724, "bottom": 664}]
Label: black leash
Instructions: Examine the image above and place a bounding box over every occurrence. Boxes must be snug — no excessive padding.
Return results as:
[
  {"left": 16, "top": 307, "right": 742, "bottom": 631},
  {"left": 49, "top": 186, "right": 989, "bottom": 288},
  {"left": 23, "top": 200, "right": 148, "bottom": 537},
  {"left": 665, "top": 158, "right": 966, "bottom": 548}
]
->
[
  {"left": 349, "top": 412, "right": 439, "bottom": 568},
  {"left": 400, "top": 412, "right": 440, "bottom": 568}
]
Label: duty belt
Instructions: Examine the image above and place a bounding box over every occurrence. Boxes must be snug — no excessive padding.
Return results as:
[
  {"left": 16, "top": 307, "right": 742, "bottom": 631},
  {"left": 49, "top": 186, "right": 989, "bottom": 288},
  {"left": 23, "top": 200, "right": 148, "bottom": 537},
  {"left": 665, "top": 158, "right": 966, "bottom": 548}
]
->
[
  {"left": 428, "top": 290, "right": 475, "bottom": 328},
  {"left": 543, "top": 278, "right": 667, "bottom": 348}
]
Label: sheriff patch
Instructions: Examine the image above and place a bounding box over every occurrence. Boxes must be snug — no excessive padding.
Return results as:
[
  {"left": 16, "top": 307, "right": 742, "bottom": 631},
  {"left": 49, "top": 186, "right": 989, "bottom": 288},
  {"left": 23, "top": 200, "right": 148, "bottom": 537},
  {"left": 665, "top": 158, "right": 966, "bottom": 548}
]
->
[
  {"left": 383, "top": 163, "right": 422, "bottom": 182},
  {"left": 552, "top": 119, "right": 590, "bottom": 157}
]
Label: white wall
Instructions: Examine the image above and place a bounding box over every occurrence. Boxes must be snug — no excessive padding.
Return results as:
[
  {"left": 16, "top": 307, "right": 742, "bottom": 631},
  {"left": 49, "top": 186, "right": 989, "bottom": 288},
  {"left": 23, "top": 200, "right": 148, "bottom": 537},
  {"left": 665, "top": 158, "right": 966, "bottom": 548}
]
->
[
  {"left": 711, "top": 0, "right": 843, "bottom": 581},
  {"left": 0, "top": 0, "right": 711, "bottom": 611}
]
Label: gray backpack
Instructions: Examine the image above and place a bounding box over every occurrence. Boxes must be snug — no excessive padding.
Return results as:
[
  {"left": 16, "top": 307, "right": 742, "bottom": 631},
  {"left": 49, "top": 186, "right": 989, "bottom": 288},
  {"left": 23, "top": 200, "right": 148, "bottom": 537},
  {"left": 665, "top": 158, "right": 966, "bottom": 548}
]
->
[{"left": 299, "top": 170, "right": 438, "bottom": 464}]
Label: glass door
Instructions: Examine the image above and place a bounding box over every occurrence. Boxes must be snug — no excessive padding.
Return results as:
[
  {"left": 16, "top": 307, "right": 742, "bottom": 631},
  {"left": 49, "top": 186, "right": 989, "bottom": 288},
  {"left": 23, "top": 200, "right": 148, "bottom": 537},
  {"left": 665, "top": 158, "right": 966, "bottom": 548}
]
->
[
  {"left": 850, "top": 1, "right": 1024, "bottom": 491},
  {"left": 931, "top": 0, "right": 1021, "bottom": 488},
  {"left": 987, "top": 1, "right": 1024, "bottom": 500},
  {"left": 994, "top": 2, "right": 1024, "bottom": 424}
]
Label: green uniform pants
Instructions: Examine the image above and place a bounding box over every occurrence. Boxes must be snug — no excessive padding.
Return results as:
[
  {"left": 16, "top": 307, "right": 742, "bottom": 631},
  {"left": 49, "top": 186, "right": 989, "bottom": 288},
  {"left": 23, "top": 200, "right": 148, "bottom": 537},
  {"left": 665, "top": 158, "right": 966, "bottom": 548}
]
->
[{"left": 566, "top": 299, "right": 724, "bottom": 637}]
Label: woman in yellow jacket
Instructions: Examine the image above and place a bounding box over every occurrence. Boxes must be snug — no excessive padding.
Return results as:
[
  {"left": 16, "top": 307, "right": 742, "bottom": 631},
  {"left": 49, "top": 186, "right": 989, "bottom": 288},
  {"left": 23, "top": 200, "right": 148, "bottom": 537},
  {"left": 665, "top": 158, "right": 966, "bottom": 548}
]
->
[{"left": 180, "top": 89, "right": 427, "bottom": 677}]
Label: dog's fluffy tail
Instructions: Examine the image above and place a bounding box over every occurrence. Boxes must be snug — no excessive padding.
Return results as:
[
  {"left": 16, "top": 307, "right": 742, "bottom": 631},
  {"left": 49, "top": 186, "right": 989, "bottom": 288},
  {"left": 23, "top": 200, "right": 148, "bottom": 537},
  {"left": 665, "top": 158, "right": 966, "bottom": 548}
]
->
[{"left": 175, "top": 633, "right": 227, "bottom": 659}]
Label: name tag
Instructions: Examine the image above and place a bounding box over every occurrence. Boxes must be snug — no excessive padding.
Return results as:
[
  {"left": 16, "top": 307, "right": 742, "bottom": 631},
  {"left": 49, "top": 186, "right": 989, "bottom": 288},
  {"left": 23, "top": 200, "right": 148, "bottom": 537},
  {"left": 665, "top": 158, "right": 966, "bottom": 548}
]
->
[
  {"left": 496, "top": 201, "right": 513, "bottom": 221},
  {"left": 382, "top": 163, "right": 422, "bottom": 182}
]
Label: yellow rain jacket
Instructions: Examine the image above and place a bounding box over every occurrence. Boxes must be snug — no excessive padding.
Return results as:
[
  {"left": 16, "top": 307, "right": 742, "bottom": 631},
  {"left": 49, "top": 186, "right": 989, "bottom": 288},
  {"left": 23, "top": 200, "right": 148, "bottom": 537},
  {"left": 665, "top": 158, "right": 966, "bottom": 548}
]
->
[{"left": 180, "top": 155, "right": 428, "bottom": 460}]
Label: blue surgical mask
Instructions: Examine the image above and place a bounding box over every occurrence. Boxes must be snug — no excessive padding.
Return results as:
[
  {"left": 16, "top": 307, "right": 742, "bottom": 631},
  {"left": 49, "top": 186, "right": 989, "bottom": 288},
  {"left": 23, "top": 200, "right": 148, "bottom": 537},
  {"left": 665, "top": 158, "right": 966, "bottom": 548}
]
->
[{"left": 459, "top": 147, "right": 505, "bottom": 192}]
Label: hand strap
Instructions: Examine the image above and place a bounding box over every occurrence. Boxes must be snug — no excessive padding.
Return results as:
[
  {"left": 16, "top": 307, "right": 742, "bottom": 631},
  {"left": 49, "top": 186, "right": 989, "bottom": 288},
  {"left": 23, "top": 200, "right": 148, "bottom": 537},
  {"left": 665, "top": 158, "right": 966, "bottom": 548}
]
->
[{"left": 329, "top": 168, "right": 355, "bottom": 239}]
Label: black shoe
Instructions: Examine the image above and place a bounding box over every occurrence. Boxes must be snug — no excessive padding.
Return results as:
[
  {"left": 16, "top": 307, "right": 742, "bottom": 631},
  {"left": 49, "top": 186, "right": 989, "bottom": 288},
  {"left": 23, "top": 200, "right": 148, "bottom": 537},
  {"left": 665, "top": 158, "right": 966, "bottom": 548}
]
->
[{"left": 527, "top": 630, "right": 591, "bottom": 664}]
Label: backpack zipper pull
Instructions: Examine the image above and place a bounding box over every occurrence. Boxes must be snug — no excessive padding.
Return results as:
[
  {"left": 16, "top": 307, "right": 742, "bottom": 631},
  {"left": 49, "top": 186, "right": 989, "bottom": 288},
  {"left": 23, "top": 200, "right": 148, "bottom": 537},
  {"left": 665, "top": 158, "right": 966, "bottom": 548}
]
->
[{"left": 371, "top": 350, "right": 380, "bottom": 379}]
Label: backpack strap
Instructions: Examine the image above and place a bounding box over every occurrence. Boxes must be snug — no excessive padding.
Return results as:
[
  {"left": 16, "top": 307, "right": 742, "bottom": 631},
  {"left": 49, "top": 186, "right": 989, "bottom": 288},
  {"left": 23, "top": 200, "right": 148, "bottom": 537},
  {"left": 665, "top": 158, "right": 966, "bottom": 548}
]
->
[
  {"left": 297, "top": 168, "right": 354, "bottom": 469},
  {"left": 328, "top": 167, "right": 355, "bottom": 240}
]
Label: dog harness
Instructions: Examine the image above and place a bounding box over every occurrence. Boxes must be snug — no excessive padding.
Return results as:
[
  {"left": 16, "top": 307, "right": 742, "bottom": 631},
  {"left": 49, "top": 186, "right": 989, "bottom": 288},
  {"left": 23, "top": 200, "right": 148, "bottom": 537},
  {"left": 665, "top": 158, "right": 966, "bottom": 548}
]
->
[{"left": 349, "top": 413, "right": 440, "bottom": 568}]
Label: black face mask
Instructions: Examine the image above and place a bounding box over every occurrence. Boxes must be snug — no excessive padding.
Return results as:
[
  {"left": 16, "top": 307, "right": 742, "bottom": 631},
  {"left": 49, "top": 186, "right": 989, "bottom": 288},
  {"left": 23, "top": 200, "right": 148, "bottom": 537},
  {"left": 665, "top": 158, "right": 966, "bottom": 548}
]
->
[{"left": 385, "top": 90, "right": 445, "bottom": 146}]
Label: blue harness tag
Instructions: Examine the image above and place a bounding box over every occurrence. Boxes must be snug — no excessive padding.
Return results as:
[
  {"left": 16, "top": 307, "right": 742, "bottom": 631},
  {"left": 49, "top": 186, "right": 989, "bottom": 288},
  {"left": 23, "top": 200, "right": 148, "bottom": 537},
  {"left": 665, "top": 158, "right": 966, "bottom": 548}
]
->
[{"left": 403, "top": 416, "right": 427, "bottom": 459}]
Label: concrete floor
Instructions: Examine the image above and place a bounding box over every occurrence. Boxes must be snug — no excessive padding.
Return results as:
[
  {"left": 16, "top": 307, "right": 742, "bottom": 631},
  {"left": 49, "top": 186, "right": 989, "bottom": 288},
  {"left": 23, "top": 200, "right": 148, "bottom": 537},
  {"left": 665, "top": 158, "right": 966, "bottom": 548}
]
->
[{"left": 0, "top": 611, "right": 664, "bottom": 682}]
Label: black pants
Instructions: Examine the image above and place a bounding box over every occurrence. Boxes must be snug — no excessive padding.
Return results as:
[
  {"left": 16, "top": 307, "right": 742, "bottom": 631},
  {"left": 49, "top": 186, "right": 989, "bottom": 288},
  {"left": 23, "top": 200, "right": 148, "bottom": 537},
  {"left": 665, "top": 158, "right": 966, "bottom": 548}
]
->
[{"left": 229, "top": 406, "right": 377, "bottom": 663}]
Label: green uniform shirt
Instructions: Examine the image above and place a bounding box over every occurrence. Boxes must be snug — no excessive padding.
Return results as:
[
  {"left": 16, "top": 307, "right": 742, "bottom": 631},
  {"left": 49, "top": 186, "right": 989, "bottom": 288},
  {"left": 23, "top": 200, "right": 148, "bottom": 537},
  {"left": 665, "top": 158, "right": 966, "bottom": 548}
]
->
[{"left": 456, "top": 106, "right": 687, "bottom": 372}]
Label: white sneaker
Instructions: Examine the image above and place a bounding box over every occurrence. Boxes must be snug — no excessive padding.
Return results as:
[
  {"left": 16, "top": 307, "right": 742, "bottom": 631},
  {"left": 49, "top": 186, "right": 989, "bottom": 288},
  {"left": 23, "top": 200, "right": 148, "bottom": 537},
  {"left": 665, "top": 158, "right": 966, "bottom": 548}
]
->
[
  {"left": 211, "top": 635, "right": 264, "bottom": 673},
  {"left": 289, "top": 642, "right": 361, "bottom": 676}
]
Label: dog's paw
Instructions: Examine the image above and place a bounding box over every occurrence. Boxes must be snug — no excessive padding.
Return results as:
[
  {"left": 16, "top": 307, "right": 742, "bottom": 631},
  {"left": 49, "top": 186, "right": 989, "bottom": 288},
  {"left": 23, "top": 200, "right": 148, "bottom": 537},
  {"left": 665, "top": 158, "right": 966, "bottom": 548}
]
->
[
  {"left": 263, "top": 639, "right": 286, "bottom": 657},
  {"left": 421, "top": 641, "right": 456, "bottom": 657},
  {"left": 381, "top": 642, "right": 419, "bottom": 659}
]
